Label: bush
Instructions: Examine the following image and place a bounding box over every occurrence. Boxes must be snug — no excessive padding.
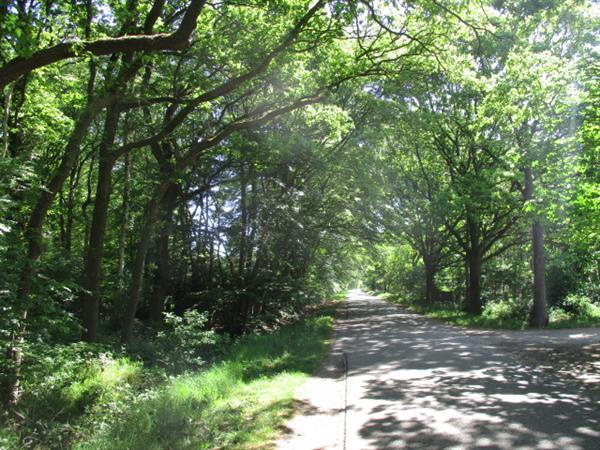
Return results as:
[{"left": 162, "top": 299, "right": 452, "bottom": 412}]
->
[
  {"left": 482, "top": 299, "right": 531, "bottom": 323},
  {"left": 159, "top": 309, "right": 229, "bottom": 369},
  {"left": 546, "top": 257, "right": 583, "bottom": 306},
  {"left": 549, "top": 294, "right": 600, "bottom": 328},
  {"left": 558, "top": 293, "right": 595, "bottom": 317},
  {"left": 1, "top": 342, "right": 147, "bottom": 449},
  {"left": 548, "top": 307, "right": 571, "bottom": 323},
  {"left": 125, "top": 310, "right": 230, "bottom": 372}
]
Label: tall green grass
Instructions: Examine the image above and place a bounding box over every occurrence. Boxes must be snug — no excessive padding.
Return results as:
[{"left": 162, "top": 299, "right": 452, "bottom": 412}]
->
[
  {"left": 76, "top": 308, "right": 337, "bottom": 450},
  {"left": 1, "top": 303, "right": 338, "bottom": 449}
]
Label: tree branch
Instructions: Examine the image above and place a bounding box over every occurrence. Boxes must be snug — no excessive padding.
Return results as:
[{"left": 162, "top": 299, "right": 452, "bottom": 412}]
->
[
  {"left": 111, "top": 0, "right": 326, "bottom": 160},
  {"left": 0, "top": 0, "right": 207, "bottom": 88},
  {"left": 178, "top": 94, "right": 323, "bottom": 169}
]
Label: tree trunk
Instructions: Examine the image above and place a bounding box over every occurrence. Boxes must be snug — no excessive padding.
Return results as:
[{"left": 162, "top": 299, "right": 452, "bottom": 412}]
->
[
  {"left": 465, "top": 217, "right": 482, "bottom": 314},
  {"left": 20, "top": 97, "right": 106, "bottom": 289},
  {"left": 81, "top": 157, "right": 115, "bottom": 341},
  {"left": 117, "top": 151, "right": 131, "bottom": 283},
  {"left": 464, "top": 256, "right": 469, "bottom": 307},
  {"left": 3, "top": 310, "right": 26, "bottom": 405},
  {"left": 2, "top": 81, "right": 13, "bottom": 158},
  {"left": 424, "top": 260, "right": 436, "bottom": 304},
  {"left": 245, "top": 167, "right": 257, "bottom": 275},
  {"left": 1, "top": 5, "right": 100, "bottom": 406},
  {"left": 529, "top": 221, "right": 548, "bottom": 327},
  {"left": 238, "top": 161, "right": 248, "bottom": 286},
  {"left": 6, "top": 76, "right": 28, "bottom": 159},
  {"left": 466, "top": 249, "right": 482, "bottom": 314},
  {"left": 149, "top": 182, "right": 178, "bottom": 322},
  {"left": 114, "top": 113, "right": 134, "bottom": 328},
  {"left": 63, "top": 163, "right": 82, "bottom": 254},
  {"left": 149, "top": 232, "right": 170, "bottom": 321},
  {"left": 4, "top": 98, "right": 104, "bottom": 406},
  {"left": 82, "top": 105, "right": 120, "bottom": 342},
  {"left": 524, "top": 167, "right": 548, "bottom": 327},
  {"left": 121, "top": 182, "right": 168, "bottom": 343}
]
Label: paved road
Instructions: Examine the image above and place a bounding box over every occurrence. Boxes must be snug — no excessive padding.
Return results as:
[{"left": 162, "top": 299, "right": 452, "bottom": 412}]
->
[{"left": 277, "top": 291, "right": 600, "bottom": 450}]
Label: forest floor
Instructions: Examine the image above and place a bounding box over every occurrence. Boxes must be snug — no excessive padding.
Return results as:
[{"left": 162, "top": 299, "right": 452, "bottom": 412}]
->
[{"left": 275, "top": 290, "right": 600, "bottom": 450}]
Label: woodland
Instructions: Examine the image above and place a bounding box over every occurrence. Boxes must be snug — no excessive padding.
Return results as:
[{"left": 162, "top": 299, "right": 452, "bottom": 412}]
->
[{"left": 0, "top": 0, "right": 598, "bottom": 448}]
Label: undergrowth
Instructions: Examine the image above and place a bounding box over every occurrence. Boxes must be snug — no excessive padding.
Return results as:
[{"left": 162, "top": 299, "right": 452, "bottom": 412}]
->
[
  {"left": 1, "top": 302, "right": 340, "bottom": 449},
  {"left": 379, "top": 292, "right": 600, "bottom": 330}
]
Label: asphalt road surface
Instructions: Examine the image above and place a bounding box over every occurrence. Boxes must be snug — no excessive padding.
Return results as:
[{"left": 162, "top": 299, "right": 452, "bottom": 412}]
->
[{"left": 276, "top": 290, "right": 600, "bottom": 450}]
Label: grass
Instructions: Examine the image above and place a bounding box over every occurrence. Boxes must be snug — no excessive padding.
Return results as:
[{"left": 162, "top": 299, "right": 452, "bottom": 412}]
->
[
  {"left": 1, "top": 301, "right": 340, "bottom": 450},
  {"left": 547, "top": 305, "right": 600, "bottom": 329},
  {"left": 378, "top": 292, "right": 600, "bottom": 330},
  {"left": 75, "top": 303, "right": 339, "bottom": 450}
]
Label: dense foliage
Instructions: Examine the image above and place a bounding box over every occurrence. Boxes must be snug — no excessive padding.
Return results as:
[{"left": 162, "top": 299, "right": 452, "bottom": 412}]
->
[
  {"left": 0, "top": 0, "right": 597, "bottom": 447},
  {"left": 361, "top": 0, "right": 599, "bottom": 328}
]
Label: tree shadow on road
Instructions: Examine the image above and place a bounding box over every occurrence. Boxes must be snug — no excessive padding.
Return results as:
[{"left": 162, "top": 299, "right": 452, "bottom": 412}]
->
[{"left": 335, "top": 295, "right": 599, "bottom": 449}]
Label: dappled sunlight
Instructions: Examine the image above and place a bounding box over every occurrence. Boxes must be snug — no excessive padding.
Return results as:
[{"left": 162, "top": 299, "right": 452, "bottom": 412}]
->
[
  {"left": 329, "top": 292, "right": 600, "bottom": 449},
  {"left": 2, "top": 0, "right": 597, "bottom": 448}
]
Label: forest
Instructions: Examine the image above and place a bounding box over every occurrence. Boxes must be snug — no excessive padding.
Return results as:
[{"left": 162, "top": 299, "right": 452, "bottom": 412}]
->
[{"left": 0, "top": 0, "right": 598, "bottom": 448}]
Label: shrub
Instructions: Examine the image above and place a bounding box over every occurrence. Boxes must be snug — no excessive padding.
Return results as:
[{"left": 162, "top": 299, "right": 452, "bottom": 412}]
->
[
  {"left": 558, "top": 293, "right": 594, "bottom": 317},
  {"left": 154, "top": 309, "right": 229, "bottom": 371},
  {"left": 548, "top": 307, "right": 571, "bottom": 323},
  {"left": 482, "top": 299, "right": 531, "bottom": 323}
]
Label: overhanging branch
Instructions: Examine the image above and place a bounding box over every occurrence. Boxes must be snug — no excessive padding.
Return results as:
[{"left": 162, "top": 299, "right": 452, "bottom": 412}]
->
[{"left": 0, "top": 0, "right": 206, "bottom": 88}]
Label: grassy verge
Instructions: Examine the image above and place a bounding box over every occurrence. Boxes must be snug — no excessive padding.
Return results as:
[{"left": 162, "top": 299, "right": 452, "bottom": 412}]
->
[
  {"left": 378, "top": 292, "right": 600, "bottom": 330},
  {"left": 80, "top": 304, "right": 338, "bottom": 450},
  {"left": 1, "top": 302, "right": 339, "bottom": 450},
  {"left": 547, "top": 306, "right": 600, "bottom": 329}
]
